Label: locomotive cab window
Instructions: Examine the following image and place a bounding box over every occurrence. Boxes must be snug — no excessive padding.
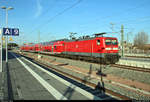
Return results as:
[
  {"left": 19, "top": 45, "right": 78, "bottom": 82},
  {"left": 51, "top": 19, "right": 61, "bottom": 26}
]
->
[
  {"left": 105, "top": 39, "right": 117, "bottom": 45},
  {"left": 112, "top": 40, "right": 117, "bottom": 45},
  {"left": 97, "top": 40, "right": 100, "bottom": 45}
]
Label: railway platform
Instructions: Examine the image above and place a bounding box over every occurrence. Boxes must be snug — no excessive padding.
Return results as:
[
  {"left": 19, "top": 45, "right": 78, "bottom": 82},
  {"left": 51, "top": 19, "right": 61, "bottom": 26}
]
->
[
  {"left": 0, "top": 51, "right": 118, "bottom": 100},
  {"left": 1, "top": 50, "right": 150, "bottom": 100}
]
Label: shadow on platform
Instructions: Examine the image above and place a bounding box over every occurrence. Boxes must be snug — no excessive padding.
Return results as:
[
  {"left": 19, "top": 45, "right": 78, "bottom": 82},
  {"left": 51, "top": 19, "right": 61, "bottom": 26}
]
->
[
  {"left": 1, "top": 49, "right": 21, "bottom": 61},
  {"left": 31, "top": 61, "right": 117, "bottom": 100}
]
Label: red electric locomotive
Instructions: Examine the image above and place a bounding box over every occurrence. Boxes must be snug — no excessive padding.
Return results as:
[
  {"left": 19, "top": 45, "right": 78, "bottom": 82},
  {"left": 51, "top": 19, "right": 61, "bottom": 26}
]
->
[
  {"left": 61, "top": 33, "right": 119, "bottom": 64},
  {"left": 20, "top": 33, "right": 120, "bottom": 64}
]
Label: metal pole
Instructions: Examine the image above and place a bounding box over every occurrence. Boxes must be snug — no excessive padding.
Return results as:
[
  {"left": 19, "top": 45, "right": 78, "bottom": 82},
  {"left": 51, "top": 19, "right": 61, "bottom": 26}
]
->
[
  {"left": 121, "top": 25, "right": 124, "bottom": 57},
  {"left": 38, "top": 31, "right": 40, "bottom": 59},
  {"left": 127, "top": 32, "right": 129, "bottom": 44},
  {"left": 39, "top": 31, "right": 40, "bottom": 53},
  {"left": 5, "top": 9, "right": 8, "bottom": 62},
  {"left": 0, "top": 33, "right": 3, "bottom": 72}
]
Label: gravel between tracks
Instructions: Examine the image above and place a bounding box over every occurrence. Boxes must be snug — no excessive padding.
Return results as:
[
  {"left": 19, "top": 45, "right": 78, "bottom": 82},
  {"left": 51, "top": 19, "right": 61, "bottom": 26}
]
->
[
  {"left": 41, "top": 56, "right": 150, "bottom": 100},
  {"left": 41, "top": 54, "right": 150, "bottom": 85}
]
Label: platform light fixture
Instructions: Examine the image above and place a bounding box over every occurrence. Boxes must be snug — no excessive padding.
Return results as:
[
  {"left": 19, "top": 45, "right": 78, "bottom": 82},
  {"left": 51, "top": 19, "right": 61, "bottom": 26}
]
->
[{"left": 1, "top": 6, "right": 14, "bottom": 63}]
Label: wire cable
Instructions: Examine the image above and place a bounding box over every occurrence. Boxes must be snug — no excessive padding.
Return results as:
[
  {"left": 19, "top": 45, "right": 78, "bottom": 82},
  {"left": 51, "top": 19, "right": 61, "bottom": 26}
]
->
[
  {"left": 76, "top": 0, "right": 149, "bottom": 30},
  {"left": 30, "top": 0, "right": 82, "bottom": 34}
]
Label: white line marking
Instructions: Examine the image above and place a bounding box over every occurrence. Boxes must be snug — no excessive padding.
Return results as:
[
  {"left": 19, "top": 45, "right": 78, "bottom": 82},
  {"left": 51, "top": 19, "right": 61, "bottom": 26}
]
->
[
  {"left": 20, "top": 52, "right": 150, "bottom": 97},
  {"left": 11, "top": 52, "right": 67, "bottom": 100},
  {"left": 20, "top": 54, "right": 103, "bottom": 100}
]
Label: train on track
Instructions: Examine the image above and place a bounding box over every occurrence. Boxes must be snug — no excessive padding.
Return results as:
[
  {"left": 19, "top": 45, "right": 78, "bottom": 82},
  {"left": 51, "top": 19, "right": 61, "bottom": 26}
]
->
[{"left": 20, "top": 33, "right": 120, "bottom": 64}]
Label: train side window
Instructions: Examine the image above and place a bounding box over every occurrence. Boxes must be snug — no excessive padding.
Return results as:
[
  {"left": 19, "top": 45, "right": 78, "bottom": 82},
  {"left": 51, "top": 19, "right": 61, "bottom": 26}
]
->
[{"left": 97, "top": 40, "right": 100, "bottom": 45}]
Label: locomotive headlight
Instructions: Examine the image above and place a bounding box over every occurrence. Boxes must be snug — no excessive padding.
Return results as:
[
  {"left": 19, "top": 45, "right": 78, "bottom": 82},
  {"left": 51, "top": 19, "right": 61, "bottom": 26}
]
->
[
  {"left": 113, "top": 48, "right": 118, "bottom": 50},
  {"left": 105, "top": 48, "right": 111, "bottom": 50}
]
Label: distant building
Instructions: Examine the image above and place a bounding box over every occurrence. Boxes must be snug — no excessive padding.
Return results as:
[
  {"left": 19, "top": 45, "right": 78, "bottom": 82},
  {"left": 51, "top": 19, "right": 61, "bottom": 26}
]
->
[
  {"left": 143, "top": 44, "right": 150, "bottom": 50},
  {"left": 119, "top": 41, "right": 150, "bottom": 54}
]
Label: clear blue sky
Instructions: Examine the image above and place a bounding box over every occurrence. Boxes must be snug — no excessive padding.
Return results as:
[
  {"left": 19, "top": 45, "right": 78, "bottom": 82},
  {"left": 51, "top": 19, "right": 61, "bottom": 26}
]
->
[{"left": 0, "top": 0, "right": 150, "bottom": 45}]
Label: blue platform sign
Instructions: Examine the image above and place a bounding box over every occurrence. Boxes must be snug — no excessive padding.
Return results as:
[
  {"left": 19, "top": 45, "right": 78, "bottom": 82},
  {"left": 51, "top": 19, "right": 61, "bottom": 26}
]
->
[
  {"left": 3, "top": 28, "right": 19, "bottom": 36},
  {"left": 12, "top": 28, "right": 19, "bottom": 36},
  {"left": 3, "top": 28, "right": 12, "bottom": 36}
]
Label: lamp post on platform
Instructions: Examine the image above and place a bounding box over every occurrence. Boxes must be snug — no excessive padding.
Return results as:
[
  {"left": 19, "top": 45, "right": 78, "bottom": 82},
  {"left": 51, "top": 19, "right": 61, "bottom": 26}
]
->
[
  {"left": 1, "top": 6, "right": 14, "bottom": 63},
  {"left": 0, "top": 29, "right": 2, "bottom": 72}
]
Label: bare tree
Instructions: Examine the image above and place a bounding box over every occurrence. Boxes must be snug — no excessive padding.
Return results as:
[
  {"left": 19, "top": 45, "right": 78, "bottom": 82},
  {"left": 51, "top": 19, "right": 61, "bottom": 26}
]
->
[{"left": 134, "top": 31, "right": 149, "bottom": 49}]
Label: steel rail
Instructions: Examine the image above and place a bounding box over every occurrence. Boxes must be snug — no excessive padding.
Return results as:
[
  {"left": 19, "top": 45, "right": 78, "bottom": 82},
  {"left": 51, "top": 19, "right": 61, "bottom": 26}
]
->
[
  {"left": 111, "top": 64, "right": 150, "bottom": 73},
  {"left": 17, "top": 51, "right": 150, "bottom": 74},
  {"left": 18, "top": 52, "right": 130, "bottom": 100},
  {"left": 125, "top": 55, "right": 150, "bottom": 59}
]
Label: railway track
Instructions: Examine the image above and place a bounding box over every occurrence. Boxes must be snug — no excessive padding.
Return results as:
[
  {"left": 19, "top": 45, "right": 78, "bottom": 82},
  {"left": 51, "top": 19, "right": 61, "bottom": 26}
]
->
[
  {"left": 16, "top": 51, "right": 131, "bottom": 100},
  {"left": 125, "top": 55, "right": 150, "bottom": 59},
  {"left": 35, "top": 60, "right": 130, "bottom": 100},
  {"left": 16, "top": 50, "right": 150, "bottom": 75},
  {"left": 111, "top": 64, "right": 150, "bottom": 73},
  {"left": 15, "top": 51, "right": 150, "bottom": 99},
  {"left": 18, "top": 50, "right": 150, "bottom": 74}
]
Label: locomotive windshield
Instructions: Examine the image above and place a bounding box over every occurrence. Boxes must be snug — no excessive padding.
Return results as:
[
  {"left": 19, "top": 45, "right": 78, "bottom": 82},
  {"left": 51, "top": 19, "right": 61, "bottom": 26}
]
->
[{"left": 105, "top": 39, "right": 117, "bottom": 45}]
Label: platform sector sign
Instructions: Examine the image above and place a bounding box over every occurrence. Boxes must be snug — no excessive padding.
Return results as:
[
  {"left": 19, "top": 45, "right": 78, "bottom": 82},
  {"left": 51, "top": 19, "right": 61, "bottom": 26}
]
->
[
  {"left": 12, "top": 28, "right": 19, "bottom": 36},
  {"left": 3, "top": 28, "right": 12, "bottom": 36},
  {"left": 3, "top": 28, "right": 19, "bottom": 36}
]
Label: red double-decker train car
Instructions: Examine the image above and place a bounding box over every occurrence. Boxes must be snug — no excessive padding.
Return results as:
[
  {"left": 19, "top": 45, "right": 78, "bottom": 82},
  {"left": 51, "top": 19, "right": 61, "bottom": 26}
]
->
[{"left": 20, "top": 33, "right": 120, "bottom": 64}]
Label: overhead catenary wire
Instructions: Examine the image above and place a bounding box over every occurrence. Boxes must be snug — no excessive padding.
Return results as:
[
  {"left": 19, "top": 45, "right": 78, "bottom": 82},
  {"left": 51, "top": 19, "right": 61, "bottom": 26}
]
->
[
  {"left": 74, "top": 0, "right": 149, "bottom": 33},
  {"left": 93, "top": 0, "right": 150, "bottom": 23},
  {"left": 38, "top": 0, "right": 60, "bottom": 18},
  {"left": 30, "top": 0, "right": 82, "bottom": 34},
  {"left": 111, "top": 16, "right": 150, "bottom": 32},
  {"left": 115, "top": 16, "right": 150, "bottom": 25},
  {"left": 27, "top": 0, "right": 150, "bottom": 44}
]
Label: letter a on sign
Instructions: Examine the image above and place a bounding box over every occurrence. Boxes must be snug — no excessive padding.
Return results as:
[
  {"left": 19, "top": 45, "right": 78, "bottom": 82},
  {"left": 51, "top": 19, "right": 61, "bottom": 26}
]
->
[
  {"left": 6, "top": 29, "right": 10, "bottom": 34},
  {"left": 3, "top": 28, "right": 12, "bottom": 36}
]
